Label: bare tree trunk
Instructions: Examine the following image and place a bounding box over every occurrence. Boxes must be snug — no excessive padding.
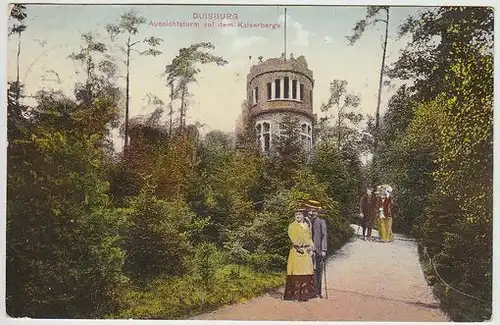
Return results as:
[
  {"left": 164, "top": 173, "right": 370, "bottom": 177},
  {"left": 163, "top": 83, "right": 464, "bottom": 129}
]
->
[
  {"left": 372, "top": 8, "right": 390, "bottom": 185},
  {"left": 338, "top": 110, "right": 342, "bottom": 150},
  {"left": 180, "top": 65, "right": 187, "bottom": 129},
  {"left": 15, "top": 32, "right": 22, "bottom": 107},
  {"left": 16, "top": 33, "right": 21, "bottom": 84},
  {"left": 124, "top": 34, "right": 131, "bottom": 148},
  {"left": 169, "top": 81, "right": 174, "bottom": 136},
  {"left": 86, "top": 55, "right": 93, "bottom": 104},
  {"left": 180, "top": 87, "right": 186, "bottom": 129}
]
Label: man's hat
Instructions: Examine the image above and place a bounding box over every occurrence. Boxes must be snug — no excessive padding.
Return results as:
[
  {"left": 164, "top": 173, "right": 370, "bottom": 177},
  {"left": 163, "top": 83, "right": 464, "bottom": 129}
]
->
[
  {"left": 292, "top": 200, "right": 306, "bottom": 211},
  {"left": 303, "top": 199, "right": 322, "bottom": 210}
]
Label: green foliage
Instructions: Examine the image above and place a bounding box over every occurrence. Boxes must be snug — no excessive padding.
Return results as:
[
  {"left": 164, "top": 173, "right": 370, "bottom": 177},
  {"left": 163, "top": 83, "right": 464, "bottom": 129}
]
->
[
  {"left": 8, "top": 3, "right": 27, "bottom": 83},
  {"left": 107, "top": 160, "right": 142, "bottom": 205},
  {"left": 389, "top": 6, "right": 493, "bottom": 101},
  {"left": 69, "top": 32, "right": 121, "bottom": 106},
  {"left": 312, "top": 141, "right": 363, "bottom": 219},
  {"left": 190, "top": 243, "right": 226, "bottom": 287},
  {"left": 318, "top": 79, "right": 364, "bottom": 151},
  {"left": 165, "top": 42, "right": 228, "bottom": 126},
  {"left": 346, "top": 6, "right": 389, "bottom": 45},
  {"left": 7, "top": 81, "right": 30, "bottom": 141},
  {"left": 114, "top": 265, "right": 284, "bottom": 319},
  {"left": 124, "top": 185, "right": 193, "bottom": 279},
  {"left": 7, "top": 102, "right": 127, "bottom": 318},
  {"left": 266, "top": 114, "right": 308, "bottom": 187},
  {"left": 376, "top": 6, "right": 493, "bottom": 321},
  {"left": 313, "top": 79, "right": 366, "bottom": 219}
]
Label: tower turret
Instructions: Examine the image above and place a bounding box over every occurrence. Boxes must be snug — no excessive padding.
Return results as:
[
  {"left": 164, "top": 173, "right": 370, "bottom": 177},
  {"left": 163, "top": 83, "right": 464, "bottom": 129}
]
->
[{"left": 246, "top": 55, "right": 315, "bottom": 153}]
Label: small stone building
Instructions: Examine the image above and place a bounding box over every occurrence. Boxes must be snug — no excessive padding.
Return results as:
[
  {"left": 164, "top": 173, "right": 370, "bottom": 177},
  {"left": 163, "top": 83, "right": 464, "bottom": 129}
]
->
[{"left": 245, "top": 53, "right": 316, "bottom": 153}]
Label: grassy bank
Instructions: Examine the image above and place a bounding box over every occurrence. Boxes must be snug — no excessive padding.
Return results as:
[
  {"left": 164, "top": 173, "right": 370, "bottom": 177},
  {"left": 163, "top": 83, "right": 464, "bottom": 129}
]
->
[
  {"left": 112, "top": 264, "right": 285, "bottom": 319},
  {"left": 113, "top": 227, "right": 353, "bottom": 320}
]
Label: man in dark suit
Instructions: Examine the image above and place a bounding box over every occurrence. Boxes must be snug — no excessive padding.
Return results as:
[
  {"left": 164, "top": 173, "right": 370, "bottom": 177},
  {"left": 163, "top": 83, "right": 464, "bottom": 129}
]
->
[
  {"left": 359, "top": 187, "right": 377, "bottom": 241},
  {"left": 305, "top": 200, "right": 328, "bottom": 298}
]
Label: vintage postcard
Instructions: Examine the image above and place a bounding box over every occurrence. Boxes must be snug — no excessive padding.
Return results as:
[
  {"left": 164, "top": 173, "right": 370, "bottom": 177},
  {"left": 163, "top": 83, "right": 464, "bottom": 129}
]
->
[{"left": 4, "top": 1, "right": 494, "bottom": 322}]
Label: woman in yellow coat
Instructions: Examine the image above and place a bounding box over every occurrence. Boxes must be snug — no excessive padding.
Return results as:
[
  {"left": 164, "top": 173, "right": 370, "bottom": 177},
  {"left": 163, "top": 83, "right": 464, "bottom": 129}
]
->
[
  {"left": 377, "top": 191, "right": 393, "bottom": 242},
  {"left": 283, "top": 208, "right": 317, "bottom": 301}
]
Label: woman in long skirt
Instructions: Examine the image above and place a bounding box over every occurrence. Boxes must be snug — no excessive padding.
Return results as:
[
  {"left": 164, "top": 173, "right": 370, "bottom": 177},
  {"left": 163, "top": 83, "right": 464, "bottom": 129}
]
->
[
  {"left": 377, "top": 191, "right": 387, "bottom": 242},
  {"left": 283, "top": 207, "right": 317, "bottom": 301},
  {"left": 383, "top": 191, "right": 394, "bottom": 241},
  {"left": 378, "top": 206, "right": 388, "bottom": 241},
  {"left": 377, "top": 192, "right": 392, "bottom": 242}
]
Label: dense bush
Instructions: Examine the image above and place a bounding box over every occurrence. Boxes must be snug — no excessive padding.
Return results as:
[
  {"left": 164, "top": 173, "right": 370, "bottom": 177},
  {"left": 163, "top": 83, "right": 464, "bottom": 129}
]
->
[
  {"left": 114, "top": 265, "right": 284, "bottom": 319},
  {"left": 6, "top": 90, "right": 127, "bottom": 318},
  {"left": 375, "top": 7, "right": 493, "bottom": 321},
  {"left": 123, "top": 186, "right": 193, "bottom": 279}
]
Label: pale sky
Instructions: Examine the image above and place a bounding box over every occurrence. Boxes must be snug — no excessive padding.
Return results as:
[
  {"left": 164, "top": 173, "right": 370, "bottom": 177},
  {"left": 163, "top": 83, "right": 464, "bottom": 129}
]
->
[{"left": 7, "top": 4, "right": 425, "bottom": 149}]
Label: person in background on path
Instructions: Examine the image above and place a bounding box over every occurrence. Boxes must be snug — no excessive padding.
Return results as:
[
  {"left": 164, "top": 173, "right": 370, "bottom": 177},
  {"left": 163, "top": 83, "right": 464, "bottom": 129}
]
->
[
  {"left": 359, "top": 188, "right": 376, "bottom": 241},
  {"left": 377, "top": 189, "right": 392, "bottom": 242},
  {"left": 383, "top": 190, "right": 394, "bottom": 242},
  {"left": 374, "top": 186, "right": 384, "bottom": 241},
  {"left": 284, "top": 207, "right": 317, "bottom": 302},
  {"left": 305, "top": 200, "right": 328, "bottom": 299},
  {"left": 371, "top": 186, "right": 380, "bottom": 240}
]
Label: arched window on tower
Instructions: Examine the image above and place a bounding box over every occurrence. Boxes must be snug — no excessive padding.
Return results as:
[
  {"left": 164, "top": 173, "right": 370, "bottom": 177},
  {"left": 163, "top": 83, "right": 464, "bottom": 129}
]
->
[
  {"left": 256, "top": 123, "right": 262, "bottom": 149},
  {"left": 252, "top": 86, "right": 259, "bottom": 105},
  {"left": 263, "top": 122, "right": 270, "bottom": 152},
  {"left": 266, "top": 78, "right": 304, "bottom": 102},
  {"left": 308, "top": 125, "right": 312, "bottom": 148},
  {"left": 255, "top": 121, "right": 271, "bottom": 152},
  {"left": 292, "top": 80, "right": 297, "bottom": 99},
  {"left": 300, "top": 122, "right": 312, "bottom": 152},
  {"left": 284, "top": 77, "right": 290, "bottom": 98}
]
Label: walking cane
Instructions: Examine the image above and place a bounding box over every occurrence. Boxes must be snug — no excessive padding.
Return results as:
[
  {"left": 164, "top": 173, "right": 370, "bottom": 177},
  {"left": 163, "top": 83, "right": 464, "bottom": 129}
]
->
[{"left": 323, "top": 256, "right": 328, "bottom": 299}]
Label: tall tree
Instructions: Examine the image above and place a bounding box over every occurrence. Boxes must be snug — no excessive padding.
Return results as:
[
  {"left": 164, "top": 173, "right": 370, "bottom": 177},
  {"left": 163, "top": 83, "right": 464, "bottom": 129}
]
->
[
  {"left": 105, "top": 10, "right": 163, "bottom": 148},
  {"left": 318, "top": 79, "right": 363, "bottom": 150},
  {"left": 6, "top": 87, "right": 127, "bottom": 318},
  {"left": 347, "top": 6, "right": 390, "bottom": 183},
  {"left": 388, "top": 7, "right": 493, "bottom": 101},
  {"left": 167, "top": 80, "right": 174, "bottom": 135},
  {"left": 7, "top": 5, "right": 29, "bottom": 140},
  {"left": 69, "top": 32, "right": 120, "bottom": 106},
  {"left": 270, "top": 114, "right": 307, "bottom": 189},
  {"left": 165, "top": 42, "right": 228, "bottom": 129},
  {"left": 9, "top": 4, "right": 27, "bottom": 85},
  {"left": 8, "top": 4, "right": 28, "bottom": 111}
]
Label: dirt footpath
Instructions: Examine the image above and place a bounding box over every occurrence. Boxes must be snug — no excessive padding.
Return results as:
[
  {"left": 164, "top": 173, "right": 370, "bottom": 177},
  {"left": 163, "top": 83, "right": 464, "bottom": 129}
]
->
[{"left": 193, "top": 225, "right": 450, "bottom": 321}]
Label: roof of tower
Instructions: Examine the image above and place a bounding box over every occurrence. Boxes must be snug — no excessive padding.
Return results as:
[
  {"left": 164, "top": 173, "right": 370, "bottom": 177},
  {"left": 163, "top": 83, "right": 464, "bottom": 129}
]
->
[{"left": 247, "top": 54, "right": 314, "bottom": 83}]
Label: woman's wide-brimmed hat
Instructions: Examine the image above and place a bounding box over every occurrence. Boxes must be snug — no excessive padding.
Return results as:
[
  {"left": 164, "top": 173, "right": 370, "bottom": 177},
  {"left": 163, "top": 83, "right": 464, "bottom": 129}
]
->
[
  {"left": 378, "top": 184, "right": 392, "bottom": 191},
  {"left": 303, "top": 199, "right": 323, "bottom": 210},
  {"left": 294, "top": 206, "right": 308, "bottom": 212}
]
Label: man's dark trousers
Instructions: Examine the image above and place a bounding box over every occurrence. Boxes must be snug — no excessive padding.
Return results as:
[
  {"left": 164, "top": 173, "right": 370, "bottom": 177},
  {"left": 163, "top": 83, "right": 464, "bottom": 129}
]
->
[
  {"left": 313, "top": 253, "right": 324, "bottom": 296},
  {"left": 308, "top": 215, "right": 327, "bottom": 297}
]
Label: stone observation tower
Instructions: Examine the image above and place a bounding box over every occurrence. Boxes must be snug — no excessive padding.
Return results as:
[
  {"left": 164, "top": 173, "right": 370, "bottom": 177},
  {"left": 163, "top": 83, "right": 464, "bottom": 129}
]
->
[{"left": 246, "top": 53, "right": 316, "bottom": 153}]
